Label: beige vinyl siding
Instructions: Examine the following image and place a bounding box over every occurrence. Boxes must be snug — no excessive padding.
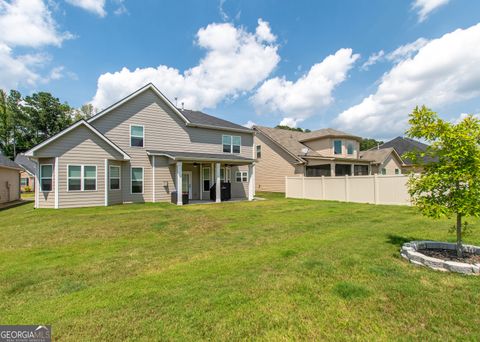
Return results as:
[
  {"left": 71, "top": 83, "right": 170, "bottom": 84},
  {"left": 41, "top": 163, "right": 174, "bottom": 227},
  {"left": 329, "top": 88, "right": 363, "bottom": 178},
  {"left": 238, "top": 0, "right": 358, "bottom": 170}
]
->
[
  {"left": 152, "top": 156, "right": 175, "bottom": 202},
  {"left": 108, "top": 160, "right": 123, "bottom": 205},
  {"left": 0, "top": 167, "right": 20, "bottom": 203},
  {"left": 305, "top": 138, "right": 360, "bottom": 158},
  {"left": 231, "top": 165, "right": 248, "bottom": 198},
  {"left": 304, "top": 138, "right": 331, "bottom": 156},
  {"left": 35, "top": 125, "right": 126, "bottom": 208},
  {"left": 373, "top": 154, "right": 403, "bottom": 175},
  {"left": 37, "top": 157, "right": 55, "bottom": 208},
  {"left": 91, "top": 88, "right": 253, "bottom": 203},
  {"left": 254, "top": 132, "right": 302, "bottom": 193}
]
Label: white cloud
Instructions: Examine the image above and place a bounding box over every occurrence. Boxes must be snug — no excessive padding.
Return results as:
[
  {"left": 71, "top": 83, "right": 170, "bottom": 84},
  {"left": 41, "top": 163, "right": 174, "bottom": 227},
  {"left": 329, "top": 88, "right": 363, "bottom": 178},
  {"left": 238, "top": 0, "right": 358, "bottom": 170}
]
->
[
  {"left": 243, "top": 120, "right": 256, "bottom": 128},
  {"left": 92, "top": 20, "right": 280, "bottom": 110},
  {"left": 0, "top": 0, "right": 73, "bottom": 47},
  {"left": 336, "top": 23, "right": 480, "bottom": 138},
  {"left": 113, "top": 0, "right": 127, "bottom": 15},
  {"left": 386, "top": 38, "right": 428, "bottom": 62},
  {"left": 279, "top": 117, "right": 300, "bottom": 128},
  {"left": 412, "top": 0, "right": 450, "bottom": 22},
  {"left": 361, "top": 50, "right": 384, "bottom": 70},
  {"left": 251, "top": 48, "right": 359, "bottom": 124},
  {"left": 65, "top": 0, "right": 106, "bottom": 17},
  {"left": 218, "top": 0, "right": 228, "bottom": 21},
  {"left": 256, "top": 18, "right": 276, "bottom": 42},
  {"left": 453, "top": 113, "right": 480, "bottom": 124},
  {"left": 0, "top": 43, "right": 45, "bottom": 89}
]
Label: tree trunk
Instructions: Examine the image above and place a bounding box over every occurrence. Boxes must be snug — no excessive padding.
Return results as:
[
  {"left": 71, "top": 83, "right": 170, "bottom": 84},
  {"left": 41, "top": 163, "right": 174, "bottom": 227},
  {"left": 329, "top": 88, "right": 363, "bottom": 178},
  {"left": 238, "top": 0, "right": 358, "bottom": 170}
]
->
[{"left": 456, "top": 213, "right": 463, "bottom": 258}]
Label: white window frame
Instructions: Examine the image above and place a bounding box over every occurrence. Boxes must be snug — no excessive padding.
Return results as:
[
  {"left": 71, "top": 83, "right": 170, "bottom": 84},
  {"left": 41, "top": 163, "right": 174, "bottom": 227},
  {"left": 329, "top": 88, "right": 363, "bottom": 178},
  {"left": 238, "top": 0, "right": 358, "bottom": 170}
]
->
[
  {"left": 333, "top": 140, "right": 342, "bottom": 155},
  {"left": 202, "top": 166, "right": 211, "bottom": 192},
  {"left": 256, "top": 145, "right": 261, "bottom": 158},
  {"left": 347, "top": 142, "right": 354, "bottom": 155},
  {"left": 67, "top": 165, "right": 97, "bottom": 192},
  {"left": 235, "top": 171, "right": 248, "bottom": 183},
  {"left": 83, "top": 165, "right": 97, "bottom": 191},
  {"left": 131, "top": 166, "right": 144, "bottom": 194},
  {"left": 67, "top": 165, "right": 82, "bottom": 192},
  {"left": 222, "top": 135, "right": 241, "bottom": 154},
  {"left": 395, "top": 168, "right": 400, "bottom": 175},
  {"left": 130, "top": 124, "right": 145, "bottom": 148},
  {"left": 40, "top": 164, "right": 53, "bottom": 192},
  {"left": 109, "top": 165, "right": 121, "bottom": 191}
]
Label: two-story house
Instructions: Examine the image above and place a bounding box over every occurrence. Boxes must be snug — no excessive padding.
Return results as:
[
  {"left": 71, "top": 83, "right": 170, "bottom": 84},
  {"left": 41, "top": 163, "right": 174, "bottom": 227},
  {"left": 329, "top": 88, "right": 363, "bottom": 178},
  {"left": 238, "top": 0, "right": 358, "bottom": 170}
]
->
[
  {"left": 253, "top": 126, "right": 374, "bottom": 192},
  {"left": 25, "top": 83, "right": 255, "bottom": 209}
]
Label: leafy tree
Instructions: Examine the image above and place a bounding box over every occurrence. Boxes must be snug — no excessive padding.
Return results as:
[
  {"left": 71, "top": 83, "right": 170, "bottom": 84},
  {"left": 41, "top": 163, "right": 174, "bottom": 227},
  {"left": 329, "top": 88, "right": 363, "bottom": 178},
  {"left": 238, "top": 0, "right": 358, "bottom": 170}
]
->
[
  {"left": 73, "top": 103, "right": 97, "bottom": 121},
  {"left": 405, "top": 106, "right": 480, "bottom": 257},
  {"left": 23, "top": 92, "right": 74, "bottom": 147},
  {"left": 275, "top": 125, "right": 311, "bottom": 133},
  {"left": 360, "top": 138, "right": 384, "bottom": 151}
]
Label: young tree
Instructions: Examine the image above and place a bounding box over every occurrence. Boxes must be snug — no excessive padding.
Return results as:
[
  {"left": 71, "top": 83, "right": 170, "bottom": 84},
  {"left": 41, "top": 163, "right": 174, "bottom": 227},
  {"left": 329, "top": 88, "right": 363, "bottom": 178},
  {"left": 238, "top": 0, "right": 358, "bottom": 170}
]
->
[{"left": 405, "top": 106, "right": 480, "bottom": 257}]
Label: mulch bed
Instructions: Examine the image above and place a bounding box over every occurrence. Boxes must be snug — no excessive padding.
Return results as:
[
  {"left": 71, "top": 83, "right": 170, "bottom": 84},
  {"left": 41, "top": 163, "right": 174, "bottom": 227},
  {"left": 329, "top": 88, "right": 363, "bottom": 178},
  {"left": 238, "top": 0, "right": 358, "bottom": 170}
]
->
[{"left": 420, "top": 248, "right": 480, "bottom": 264}]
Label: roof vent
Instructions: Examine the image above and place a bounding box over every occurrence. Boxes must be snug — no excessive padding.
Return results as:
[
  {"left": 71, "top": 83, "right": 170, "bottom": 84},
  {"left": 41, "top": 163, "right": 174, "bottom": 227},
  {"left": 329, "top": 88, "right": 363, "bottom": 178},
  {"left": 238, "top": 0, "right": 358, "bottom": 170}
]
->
[
  {"left": 174, "top": 97, "right": 178, "bottom": 107},
  {"left": 181, "top": 102, "right": 184, "bottom": 111},
  {"left": 301, "top": 147, "right": 310, "bottom": 155}
]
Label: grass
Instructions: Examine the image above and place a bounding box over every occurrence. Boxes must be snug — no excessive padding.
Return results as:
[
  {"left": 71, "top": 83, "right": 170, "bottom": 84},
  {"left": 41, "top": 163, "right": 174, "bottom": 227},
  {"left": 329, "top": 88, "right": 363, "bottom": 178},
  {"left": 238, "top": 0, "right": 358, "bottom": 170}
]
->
[{"left": 1, "top": 192, "right": 479, "bottom": 340}]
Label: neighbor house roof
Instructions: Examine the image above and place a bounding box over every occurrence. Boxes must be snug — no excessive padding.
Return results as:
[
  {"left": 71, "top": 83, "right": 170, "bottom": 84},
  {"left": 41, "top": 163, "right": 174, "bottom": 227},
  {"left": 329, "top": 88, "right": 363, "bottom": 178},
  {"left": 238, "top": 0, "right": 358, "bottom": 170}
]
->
[
  {"left": 88, "top": 83, "right": 252, "bottom": 134},
  {"left": 254, "top": 126, "right": 368, "bottom": 164},
  {"left": 24, "top": 120, "right": 131, "bottom": 160},
  {"left": 0, "top": 154, "right": 23, "bottom": 171},
  {"left": 14, "top": 153, "right": 36, "bottom": 175},
  {"left": 147, "top": 150, "right": 254, "bottom": 163},
  {"left": 299, "top": 128, "right": 362, "bottom": 142},
  {"left": 359, "top": 147, "right": 404, "bottom": 165},
  {"left": 375, "top": 136, "right": 432, "bottom": 164}
]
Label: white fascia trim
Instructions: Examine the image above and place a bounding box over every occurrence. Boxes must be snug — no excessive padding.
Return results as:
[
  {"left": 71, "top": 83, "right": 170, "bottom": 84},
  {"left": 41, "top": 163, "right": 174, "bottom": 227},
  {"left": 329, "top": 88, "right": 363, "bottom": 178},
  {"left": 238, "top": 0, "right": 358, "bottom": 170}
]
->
[
  {"left": 146, "top": 152, "right": 254, "bottom": 164},
  {"left": 186, "top": 122, "right": 254, "bottom": 134},
  {"left": 88, "top": 83, "right": 190, "bottom": 125},
  {"left": 24, "top": 120, "right": 130, "bottom": 161}
]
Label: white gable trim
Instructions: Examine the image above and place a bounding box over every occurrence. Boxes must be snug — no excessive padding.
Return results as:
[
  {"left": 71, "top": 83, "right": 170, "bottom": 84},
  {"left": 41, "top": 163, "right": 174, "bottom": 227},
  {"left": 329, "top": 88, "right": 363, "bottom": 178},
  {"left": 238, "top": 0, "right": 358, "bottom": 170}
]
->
[
  {"left": 24, "top": 120, "right": 131, "bottom": 160},
  {"left": 87, "top": 83, "right": 190, "bottom": 125}
]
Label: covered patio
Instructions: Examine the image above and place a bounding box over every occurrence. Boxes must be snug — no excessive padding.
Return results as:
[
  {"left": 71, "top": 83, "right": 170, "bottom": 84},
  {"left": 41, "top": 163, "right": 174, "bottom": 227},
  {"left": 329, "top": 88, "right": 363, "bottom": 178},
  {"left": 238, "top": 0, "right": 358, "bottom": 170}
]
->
[{"left": 147, "top": 150, "right": 255, "bottom": 205}]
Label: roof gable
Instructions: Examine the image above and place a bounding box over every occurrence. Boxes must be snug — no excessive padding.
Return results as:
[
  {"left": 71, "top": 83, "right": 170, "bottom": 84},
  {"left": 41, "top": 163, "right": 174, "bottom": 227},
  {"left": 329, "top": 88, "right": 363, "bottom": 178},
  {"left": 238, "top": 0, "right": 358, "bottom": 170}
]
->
[
  {"left": 25, "top": 120, "right": 130, "bottom": 160},
  {"left": 0, "top": 154, "right": 22, "bottom": 170},
  {"left": 14, "top": 154, "right": 36, "bottom": 174}
]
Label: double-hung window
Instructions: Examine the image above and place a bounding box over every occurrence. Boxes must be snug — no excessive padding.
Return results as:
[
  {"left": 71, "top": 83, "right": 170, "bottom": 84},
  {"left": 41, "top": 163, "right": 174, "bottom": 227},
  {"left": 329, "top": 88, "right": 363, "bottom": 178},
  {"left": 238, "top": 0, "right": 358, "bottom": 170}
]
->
[
  {"left": 347, "top": 142, "right": 354, "bottom": 155},
  {"left": 21, "top": 178, "right": 29, "bottom": 186},
  {"left": 68, "top": 165, "right": 82, "bottom": 191},
  {"left": 333, "top": 140, "right": 342, "bottom": 155},
  {"left": 202, "top": 167, "right": 211, "bottom": 191},
  {"left": 40, "top": 164, "right": 53, "bottom": 192},
  {"left": 130, "top": 125, "right": 144, "bottom": 147},
  {"left": 256, "top": 145, "right": 261, "bottom": 158},
  {"left": 235, "top": 171, "right": 248, "bottom": 183},
  {"left": 109, "top": 166, "right": 121, "bottom": 190},
  {"left": 222, "top": 135, "right": 241, "bottom": 154},
  {"left": 131, "top": 167, "right": 144, "bottom": 194},
  {"left": 68, "top": 165, "right": 97, "bottom": 191}
]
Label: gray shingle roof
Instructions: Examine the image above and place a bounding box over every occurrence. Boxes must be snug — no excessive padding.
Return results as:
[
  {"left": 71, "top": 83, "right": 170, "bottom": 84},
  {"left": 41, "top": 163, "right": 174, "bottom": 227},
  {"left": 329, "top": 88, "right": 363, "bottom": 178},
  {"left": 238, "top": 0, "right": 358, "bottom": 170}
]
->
[
  {"left": 14, "top": 153, "right": 36, "bottom": 175},
  {"left": 0, "top": 154, "right": 22, "bottom": 170},
  {"left": 254, "top": 126, "right": 323, "bottom": 160},
  {"left": 147, "top": 150, "right": 254, "bottom": 162},
  {"left": 376, "top": 136, "right": 433, "bottom": 164},
  {"left": 359, "top": 147, "right": 397, "bottom": 164},
  {"left": 180, "top": 109, "right": 252, "bottom": 132},
  {"left": 299, "top": 128, "right": 362, "bottom": 142}
]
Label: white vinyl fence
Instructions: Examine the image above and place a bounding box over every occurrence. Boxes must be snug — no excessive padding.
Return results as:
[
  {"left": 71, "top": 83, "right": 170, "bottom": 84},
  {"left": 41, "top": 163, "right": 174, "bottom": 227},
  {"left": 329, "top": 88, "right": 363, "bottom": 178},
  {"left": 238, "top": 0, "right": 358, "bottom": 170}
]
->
[{"left": 286, "top": 175, "right": 411, "bottom": 205}]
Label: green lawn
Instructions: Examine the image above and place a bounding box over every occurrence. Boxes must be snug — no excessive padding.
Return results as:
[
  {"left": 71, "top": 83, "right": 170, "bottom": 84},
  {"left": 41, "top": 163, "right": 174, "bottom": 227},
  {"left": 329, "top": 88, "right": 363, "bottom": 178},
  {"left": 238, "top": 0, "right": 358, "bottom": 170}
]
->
[{"left": 1, "top": 193, "right": 479, "bottom": 340}]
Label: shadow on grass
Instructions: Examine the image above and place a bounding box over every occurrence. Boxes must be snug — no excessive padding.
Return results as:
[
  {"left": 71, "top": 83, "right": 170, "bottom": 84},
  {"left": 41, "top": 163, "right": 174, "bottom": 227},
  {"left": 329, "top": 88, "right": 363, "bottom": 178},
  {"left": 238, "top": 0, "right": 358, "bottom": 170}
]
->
[
  {"left": 386, "top": 234, "right": 420, "bottom": 247},
  {"left": 0, "top": 200, "right": 32, "bottom": 212}
]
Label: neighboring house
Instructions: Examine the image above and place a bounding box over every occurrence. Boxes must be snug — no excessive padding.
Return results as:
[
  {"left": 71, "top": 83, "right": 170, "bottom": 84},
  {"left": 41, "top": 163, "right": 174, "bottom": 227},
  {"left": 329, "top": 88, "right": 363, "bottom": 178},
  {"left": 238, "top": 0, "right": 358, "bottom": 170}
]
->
[
  {"left": 376, "top": 136, "right": 432, "bottom": 173},
  {"left": 25, "top": 83, "right": 255, "bottom": 209},
  {"left": 359, "top": 147, "right": 404, "bottom": 175},
  {"left": 253, "top": 126, "right": 373, "bottom": 192},
  {"left": 0, "top": 154, "right": 22, "bottom": 204},
  {"left": 15, "top": 153, "right": 36, "bottom": 192}
]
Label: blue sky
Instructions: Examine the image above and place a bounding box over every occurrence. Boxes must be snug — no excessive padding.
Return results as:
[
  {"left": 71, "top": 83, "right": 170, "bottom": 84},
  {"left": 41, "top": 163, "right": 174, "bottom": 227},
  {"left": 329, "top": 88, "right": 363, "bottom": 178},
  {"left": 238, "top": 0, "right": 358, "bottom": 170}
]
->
[{"left": 1, "top": 0, "right": 480, "bottom": 139}]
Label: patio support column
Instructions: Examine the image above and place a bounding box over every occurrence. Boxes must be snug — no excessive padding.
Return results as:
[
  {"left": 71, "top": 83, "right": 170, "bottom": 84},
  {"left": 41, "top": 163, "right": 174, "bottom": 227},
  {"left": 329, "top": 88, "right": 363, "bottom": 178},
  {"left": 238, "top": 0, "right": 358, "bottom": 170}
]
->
[
  {"left": 351, "top": 164, "right": 354, "bottom": 176},
  {"left": 215, "top": 162, "right": 221, "bottom": 203},
  {"left": 176, "top": 161, "right": 183, "bottom": 206},
  {"left": 199, "top": 163, "right": 203, "bottom": 200},
  {"left": 248, "top": 163, "right": 255, "bottom": 201},
  {"left": 331, "top": 163, "right": 335, "bottom": 177}
]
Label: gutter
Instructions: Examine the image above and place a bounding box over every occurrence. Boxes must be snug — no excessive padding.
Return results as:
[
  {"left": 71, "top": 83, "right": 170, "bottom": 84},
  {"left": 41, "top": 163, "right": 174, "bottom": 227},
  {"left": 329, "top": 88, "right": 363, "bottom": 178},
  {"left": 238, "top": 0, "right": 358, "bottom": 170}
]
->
[{"left": 186, "top": 122, "right": 254, "bottom": 134}]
